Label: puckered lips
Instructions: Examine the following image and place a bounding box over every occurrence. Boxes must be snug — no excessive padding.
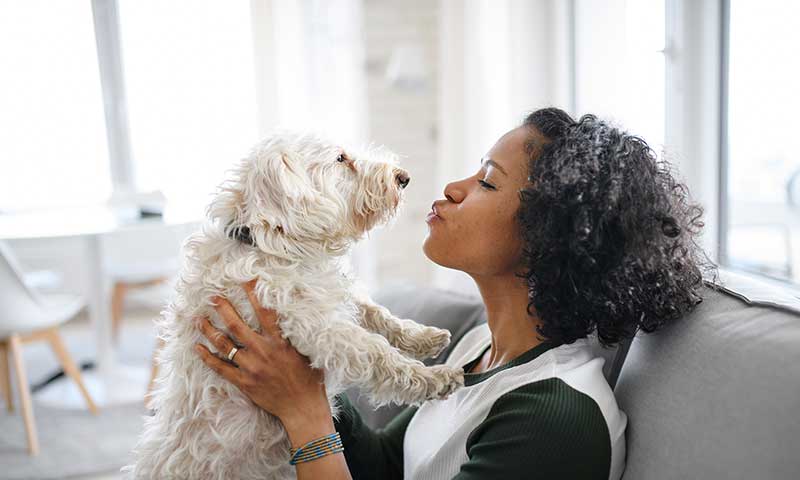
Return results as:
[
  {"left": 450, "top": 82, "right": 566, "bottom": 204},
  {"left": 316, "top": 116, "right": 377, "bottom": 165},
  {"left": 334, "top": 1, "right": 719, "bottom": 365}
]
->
[{"left": 426, "top": 201, "right": 444, "bottom": 224}]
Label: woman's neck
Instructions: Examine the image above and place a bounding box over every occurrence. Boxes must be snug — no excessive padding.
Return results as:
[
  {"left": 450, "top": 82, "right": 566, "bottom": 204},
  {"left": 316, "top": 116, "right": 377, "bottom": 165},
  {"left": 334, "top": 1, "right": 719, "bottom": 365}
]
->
[{"left": 470, "top": 271, "right": 546, "bottom": 370}]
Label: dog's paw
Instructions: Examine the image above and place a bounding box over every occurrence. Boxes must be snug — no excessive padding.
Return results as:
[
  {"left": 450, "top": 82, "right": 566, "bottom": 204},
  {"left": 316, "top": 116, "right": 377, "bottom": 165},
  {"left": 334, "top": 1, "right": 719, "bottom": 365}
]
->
[
  {"left": 404, "top": 325, "right": 451, "bottom": 361},
  {"left": 369, "top": 364, "right": 465, "bottom": 406},
  {"left": 425, "top": 365, "right": 465, "bottom": 400}
]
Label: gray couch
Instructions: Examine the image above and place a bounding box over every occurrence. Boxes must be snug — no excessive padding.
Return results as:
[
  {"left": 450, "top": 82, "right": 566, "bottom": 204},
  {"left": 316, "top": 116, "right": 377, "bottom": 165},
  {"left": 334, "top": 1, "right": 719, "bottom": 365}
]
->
[{"left": 342, "top": 269, "right": 800, "bottom": 479}]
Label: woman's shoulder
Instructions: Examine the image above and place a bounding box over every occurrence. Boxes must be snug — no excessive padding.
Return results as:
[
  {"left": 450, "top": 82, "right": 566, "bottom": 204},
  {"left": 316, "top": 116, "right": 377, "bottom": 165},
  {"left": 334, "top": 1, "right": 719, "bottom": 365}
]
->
[
  {"left": 476, "top": 375, "right": 610, "bottom": 433},
  {"left": 458, "top": 377, "right": 616, "bottom": 479},
  {"left": 406, "top": 332, "right": 628, "bottom": 479},
  {"left": 471, "top": 376, "right": 612, "bottom": 443},
  {"left": 482, "top": 338, "right": 628, "bottom": 480}
]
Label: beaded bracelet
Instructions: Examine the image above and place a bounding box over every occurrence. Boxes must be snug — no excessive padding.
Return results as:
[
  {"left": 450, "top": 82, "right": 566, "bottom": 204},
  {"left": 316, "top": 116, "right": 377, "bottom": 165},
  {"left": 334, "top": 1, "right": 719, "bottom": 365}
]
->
[{"left": 289, "top": 432, "right": 344, "bottom": 465}]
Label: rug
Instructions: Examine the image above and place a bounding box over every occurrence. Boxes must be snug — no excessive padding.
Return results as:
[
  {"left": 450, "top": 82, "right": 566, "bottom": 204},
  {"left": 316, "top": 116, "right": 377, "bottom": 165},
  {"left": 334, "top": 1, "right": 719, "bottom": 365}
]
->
[{"left": 0, "top": 403, "right": 148, "bottom": 480}]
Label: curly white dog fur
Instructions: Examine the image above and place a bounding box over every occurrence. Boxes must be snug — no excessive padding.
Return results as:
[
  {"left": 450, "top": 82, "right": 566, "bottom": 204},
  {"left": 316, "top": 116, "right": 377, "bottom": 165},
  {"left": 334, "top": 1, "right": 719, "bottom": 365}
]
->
[{"left": 123, "top": 132, "right": 465, "bottom": 479}]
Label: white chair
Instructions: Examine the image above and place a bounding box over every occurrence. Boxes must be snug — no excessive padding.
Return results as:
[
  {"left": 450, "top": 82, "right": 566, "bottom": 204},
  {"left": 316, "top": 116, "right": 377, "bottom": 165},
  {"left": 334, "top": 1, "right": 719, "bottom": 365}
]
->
[
  {"left": 103, "top": 225, "right": 188, "bottom": 344},
  {"left": 0, "top": 241, "right": 98, "bottom": 456},
  {"left": 109, "top": 260, "right": 176, "bottom": 344}
]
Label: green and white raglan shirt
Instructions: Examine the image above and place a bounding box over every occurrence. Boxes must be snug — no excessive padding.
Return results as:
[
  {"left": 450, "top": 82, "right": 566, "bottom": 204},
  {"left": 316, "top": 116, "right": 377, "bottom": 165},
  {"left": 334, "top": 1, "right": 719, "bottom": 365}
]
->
[{"left": 333, "top": 322, "right": 628, "bottom": 480}]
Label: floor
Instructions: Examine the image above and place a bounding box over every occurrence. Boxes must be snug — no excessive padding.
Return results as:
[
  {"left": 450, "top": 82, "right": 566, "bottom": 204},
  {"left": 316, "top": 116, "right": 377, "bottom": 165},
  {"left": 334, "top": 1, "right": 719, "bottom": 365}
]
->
[{"left": 10, "top": 305, "right": 161, "bottom": 480}]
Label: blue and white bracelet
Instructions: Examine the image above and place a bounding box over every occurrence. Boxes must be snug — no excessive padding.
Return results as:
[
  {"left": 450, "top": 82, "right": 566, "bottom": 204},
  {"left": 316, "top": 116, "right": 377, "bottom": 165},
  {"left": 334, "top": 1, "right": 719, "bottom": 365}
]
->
[{"left": 289, "top": 431, "right": 344, "bottom": 465}]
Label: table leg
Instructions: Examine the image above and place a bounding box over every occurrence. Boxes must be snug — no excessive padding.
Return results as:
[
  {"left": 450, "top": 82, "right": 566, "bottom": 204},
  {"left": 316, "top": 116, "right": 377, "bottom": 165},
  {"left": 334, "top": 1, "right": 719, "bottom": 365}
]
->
[
  {"left": 86, "top": 234, "right": 115, "bottom": 373},
  {"left": 33, "top": 234, "right": 149, "bottom": 408}
]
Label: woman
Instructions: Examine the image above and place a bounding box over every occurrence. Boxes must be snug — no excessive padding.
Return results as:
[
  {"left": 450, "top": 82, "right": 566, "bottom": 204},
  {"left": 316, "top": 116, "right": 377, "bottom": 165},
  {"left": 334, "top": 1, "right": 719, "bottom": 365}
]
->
[{"left": 195, "top": 107, "right": 716, "bottom": 479}]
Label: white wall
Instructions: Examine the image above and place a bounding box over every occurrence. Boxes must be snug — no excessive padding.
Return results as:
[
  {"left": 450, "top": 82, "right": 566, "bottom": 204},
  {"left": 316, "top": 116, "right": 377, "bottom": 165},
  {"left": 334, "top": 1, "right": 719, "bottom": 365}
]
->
[
  {"left": 434, "top": 0, "right": 573, "bottom": 294},
  {"left": 359, "top": 0, "right": 440, "bottom": 290}
]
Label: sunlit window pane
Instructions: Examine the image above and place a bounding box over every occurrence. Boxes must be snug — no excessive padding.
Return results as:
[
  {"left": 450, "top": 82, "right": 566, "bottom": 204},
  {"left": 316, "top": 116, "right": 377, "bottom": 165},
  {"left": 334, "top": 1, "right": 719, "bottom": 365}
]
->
[
  {"left": 117, "top": 0, "right": 259, "bottom": 205},
  {"left": 0, "top": 1, "right": 111, "bottom": 212},
  {"left": 575, "top": 0, "right": 665, "bottom": 150},
  {"left": 726, "top": 0, "right": 800, "bottom": 285}
]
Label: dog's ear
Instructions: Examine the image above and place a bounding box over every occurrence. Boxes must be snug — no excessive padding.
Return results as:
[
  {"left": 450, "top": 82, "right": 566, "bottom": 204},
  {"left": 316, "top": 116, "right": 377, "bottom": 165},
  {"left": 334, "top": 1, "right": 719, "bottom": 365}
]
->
[
  {"left": 207, "top": 170, "right": 248, "bottom": 227},
  {"left": 207, "top": 143, "right": 312, "bottom": 232},
  {"left": 209, "top": 138, "right": 348, "bottom": 244},
  {"left": 249, "top": 147, "right": 317, "bottom": 233},
  {"left": 259, "top": 146, "right": 352, "bottom": 242}
]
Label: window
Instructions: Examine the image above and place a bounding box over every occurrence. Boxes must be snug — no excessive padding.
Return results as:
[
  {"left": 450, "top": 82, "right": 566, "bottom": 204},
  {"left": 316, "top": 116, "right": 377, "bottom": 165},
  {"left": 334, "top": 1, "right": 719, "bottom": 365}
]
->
[
  {"left": 723, "top": 0, "right": 800, "bottom": 285},
  {"left": 574, "top": 0, "right": 666, "bottom": 150},
  {"left": 0, "top": 1, "right": 111, "bottom": 212},
  {"left": 117, "top": 0, "right": 259, "bottom": 204}
]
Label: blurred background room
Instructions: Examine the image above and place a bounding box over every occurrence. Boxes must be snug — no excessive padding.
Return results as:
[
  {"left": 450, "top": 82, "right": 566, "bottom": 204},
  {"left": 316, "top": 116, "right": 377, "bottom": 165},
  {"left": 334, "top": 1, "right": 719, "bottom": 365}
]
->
[{"left": 0, "top": 0, "right": 798, "bottom": 478}]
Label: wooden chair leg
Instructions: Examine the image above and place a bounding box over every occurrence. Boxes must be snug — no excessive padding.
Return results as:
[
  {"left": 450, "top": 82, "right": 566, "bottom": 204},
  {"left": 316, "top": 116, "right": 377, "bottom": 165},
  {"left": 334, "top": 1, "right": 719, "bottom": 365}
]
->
[
  {"left": 111, "top": 282, "right": 127, "bottom": 345},
  {"left": 145, "top": 336, "right": 165, "bottom": 408},
  {"left": 112, "top": 278, "right": 167, "bottom": 346},
  {"left": 0, "top": 340, "right": 13, "bottom": 413},
  {"left": 8, "top": 334, "right": 39, "bottom": 455},
  {"left": 46, "top": 328, "right": 99, "bottom": 415}
]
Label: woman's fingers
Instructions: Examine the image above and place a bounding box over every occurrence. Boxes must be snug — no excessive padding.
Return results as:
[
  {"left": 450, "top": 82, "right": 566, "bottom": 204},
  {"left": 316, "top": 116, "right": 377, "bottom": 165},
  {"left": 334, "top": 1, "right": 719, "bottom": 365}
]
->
[
  {"left": 211, "top": 295, "right": 258, "bottom": 345},
  {"left": 194, "top": 343, "right": 244, "bottom": 385},
  {"left": 242, "top": 280, "right": 285, "bottom": 343},
  {"left": 197, "top": 317, "right": 251, "bottom": 367}
]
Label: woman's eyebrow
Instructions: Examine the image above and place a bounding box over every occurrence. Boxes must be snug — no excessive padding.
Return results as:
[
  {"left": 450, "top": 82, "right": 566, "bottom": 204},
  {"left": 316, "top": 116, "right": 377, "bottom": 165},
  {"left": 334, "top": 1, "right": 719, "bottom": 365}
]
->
[{"left": 480, "top": 156, "right": 507, "bottom": 175}]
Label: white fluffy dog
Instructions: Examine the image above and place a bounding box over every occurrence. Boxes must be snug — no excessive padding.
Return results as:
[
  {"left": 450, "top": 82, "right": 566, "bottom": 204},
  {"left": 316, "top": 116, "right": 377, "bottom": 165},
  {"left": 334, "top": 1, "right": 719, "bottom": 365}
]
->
[{"left": 123, "top": 132, "right": 465, "bottom": 479}]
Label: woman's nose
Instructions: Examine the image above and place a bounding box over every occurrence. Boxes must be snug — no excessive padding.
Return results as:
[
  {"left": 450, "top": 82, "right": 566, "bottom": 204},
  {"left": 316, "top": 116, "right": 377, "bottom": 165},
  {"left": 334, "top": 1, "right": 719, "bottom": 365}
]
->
[{"left": 443, "top": 181, "right": 464, "bottom": 203}]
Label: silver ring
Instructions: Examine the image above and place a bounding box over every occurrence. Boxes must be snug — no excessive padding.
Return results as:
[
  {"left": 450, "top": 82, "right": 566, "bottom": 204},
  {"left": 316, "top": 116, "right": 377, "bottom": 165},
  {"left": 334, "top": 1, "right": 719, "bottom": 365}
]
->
[{"left": 226, "top": 346, "right": 239, "bottom": 362}]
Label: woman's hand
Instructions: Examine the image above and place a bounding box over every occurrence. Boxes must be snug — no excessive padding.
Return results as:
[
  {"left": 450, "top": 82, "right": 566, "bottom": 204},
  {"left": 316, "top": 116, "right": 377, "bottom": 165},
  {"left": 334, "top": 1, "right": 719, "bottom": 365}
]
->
[
  {"left": 195, "top": 281, "right": 353, "bottom": 478},
  {"left": 193, "top": 280, "right": 329, "bottom": 427}
]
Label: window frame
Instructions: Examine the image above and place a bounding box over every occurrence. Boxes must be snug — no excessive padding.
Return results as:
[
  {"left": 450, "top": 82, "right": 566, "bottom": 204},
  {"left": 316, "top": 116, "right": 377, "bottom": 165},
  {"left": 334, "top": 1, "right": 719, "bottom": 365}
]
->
[
  {"left": 717, "top": 0, "right": 730, "bottom": 270},
  {"left": 91, "top": 0, "right": 134, "bottom": 195},
  {"left": 715, "top": 0, "right": 799, "bottom": 291},
  {"left": 664, "top": 0, "right": 723, "bottom": 274}
]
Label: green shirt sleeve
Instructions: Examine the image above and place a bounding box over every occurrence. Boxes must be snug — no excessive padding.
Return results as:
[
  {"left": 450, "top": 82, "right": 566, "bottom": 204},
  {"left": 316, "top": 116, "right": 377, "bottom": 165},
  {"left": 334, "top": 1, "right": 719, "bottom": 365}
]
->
[
  {"left": 332, "top": 393, "right": 418, "bottom": 480},
  {"left": 454, "top": 378, "right": 612, "bottom": 480}
]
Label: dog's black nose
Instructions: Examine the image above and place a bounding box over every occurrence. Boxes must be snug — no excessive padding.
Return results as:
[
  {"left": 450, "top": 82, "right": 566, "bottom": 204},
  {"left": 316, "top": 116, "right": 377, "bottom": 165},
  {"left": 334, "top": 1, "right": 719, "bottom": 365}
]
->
[{"left": 395, "top": 171, "right": 410, "bottom": 189}]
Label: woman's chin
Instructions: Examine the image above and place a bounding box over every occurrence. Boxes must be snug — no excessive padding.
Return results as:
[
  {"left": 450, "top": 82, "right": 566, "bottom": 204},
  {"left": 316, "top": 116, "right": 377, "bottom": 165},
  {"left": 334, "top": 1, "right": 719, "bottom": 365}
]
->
[
  {"left": 422, "top": 235, "right": 452, "bottom": 269},
  {"left": 422, "top": 235, "right": 439, "bottom": 263}
]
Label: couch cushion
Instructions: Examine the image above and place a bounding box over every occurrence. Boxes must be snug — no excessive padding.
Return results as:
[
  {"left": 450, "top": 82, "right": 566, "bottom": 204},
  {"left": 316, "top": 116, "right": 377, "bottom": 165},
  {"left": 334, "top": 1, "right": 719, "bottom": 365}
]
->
[{"left": 614, "top": 270, "right": 800, "bottom": 480}]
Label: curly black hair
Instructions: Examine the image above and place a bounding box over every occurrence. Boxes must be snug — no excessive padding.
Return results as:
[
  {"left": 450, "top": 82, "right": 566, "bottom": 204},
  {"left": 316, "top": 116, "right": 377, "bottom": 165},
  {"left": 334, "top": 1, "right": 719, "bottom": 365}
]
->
[{"left": 517, "top": 107, "right": 719, "bottom": 348}]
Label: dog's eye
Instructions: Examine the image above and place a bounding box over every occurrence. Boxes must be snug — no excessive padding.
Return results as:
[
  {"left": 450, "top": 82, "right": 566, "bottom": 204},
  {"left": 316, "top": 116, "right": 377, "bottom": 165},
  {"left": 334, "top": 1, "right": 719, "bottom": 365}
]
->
[{"left": 336, "top": 154, "right": 346, "bottom": 163}]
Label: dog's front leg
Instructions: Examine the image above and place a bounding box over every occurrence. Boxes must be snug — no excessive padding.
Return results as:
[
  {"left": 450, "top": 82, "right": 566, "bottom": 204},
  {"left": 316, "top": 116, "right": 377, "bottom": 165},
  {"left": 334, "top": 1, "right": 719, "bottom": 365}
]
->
[
  {"left": 284, "top": 317, "right": 464, "bottom": 407},
  {"left": 353, "top": 296, "right": 451, "bottom": 361}
]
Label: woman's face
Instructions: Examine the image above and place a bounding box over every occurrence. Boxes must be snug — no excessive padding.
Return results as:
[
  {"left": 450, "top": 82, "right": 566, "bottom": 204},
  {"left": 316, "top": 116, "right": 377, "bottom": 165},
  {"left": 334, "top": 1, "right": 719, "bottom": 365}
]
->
[{"left": 423, "top": 126, "right": 538, "bottom": 277}]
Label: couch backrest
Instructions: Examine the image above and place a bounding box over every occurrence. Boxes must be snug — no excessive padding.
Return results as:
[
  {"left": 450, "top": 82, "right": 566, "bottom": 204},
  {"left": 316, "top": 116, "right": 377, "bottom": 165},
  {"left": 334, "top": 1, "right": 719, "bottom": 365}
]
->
[{"left": 614, "top": 269, "right": 800, "bottom": 480}]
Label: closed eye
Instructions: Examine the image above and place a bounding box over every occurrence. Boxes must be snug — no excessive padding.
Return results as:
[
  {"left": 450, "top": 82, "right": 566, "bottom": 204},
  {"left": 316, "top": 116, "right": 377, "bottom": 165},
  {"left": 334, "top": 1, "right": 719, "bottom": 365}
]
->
[{"left": 477, "top": 179, "right": 495, "bottom": 190}]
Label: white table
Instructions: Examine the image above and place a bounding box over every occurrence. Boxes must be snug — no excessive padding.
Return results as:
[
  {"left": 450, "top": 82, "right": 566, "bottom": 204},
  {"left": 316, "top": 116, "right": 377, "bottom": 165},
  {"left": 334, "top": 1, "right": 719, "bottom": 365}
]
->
[{"left": 0, "top": 204, "right": 202, "bottom": 408}]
